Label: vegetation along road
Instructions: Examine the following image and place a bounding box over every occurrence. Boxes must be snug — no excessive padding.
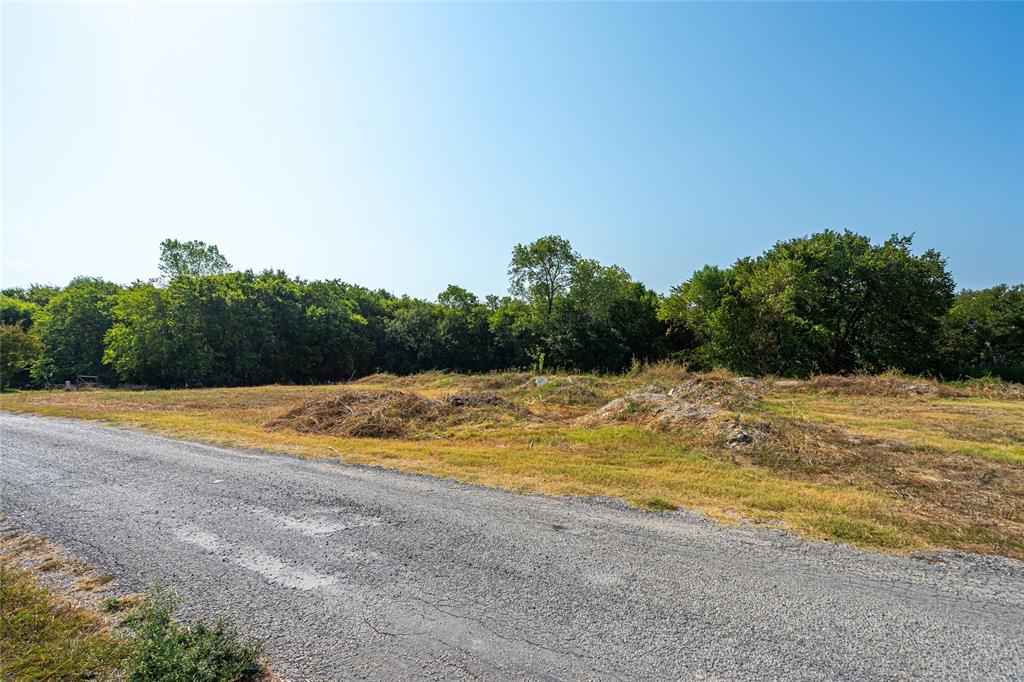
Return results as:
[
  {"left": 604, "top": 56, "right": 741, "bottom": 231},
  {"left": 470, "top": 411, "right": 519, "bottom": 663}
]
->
[{"left": 2, "top": 412, "right": 1022, "bottom": 680}]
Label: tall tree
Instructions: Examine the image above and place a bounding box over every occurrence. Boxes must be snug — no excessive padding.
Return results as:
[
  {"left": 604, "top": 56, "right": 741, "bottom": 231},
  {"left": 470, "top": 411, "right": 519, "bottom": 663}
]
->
[
  {"left": 436, "top": 285, "right": 494, "bottom": 372},
  {"left": 486, "top": 296, "right": 535, "bottom": 371},
  {"left": 158, "top": 239, "right": 232, "bottom": 280},
  {"left": 0, "top": 296, "right": 39, "bottom": 330},
  {"left": 508, "top": 236, "right": 579, "bottom": 323},
  {"left": 1, "top": 284, "right": 61, "bottom": 308},
  {"left": 103, "top": 283, "right": 178, "bottom": 385},
  {"left": 548, "top": 260, "right": 665, "bottom": 372}
]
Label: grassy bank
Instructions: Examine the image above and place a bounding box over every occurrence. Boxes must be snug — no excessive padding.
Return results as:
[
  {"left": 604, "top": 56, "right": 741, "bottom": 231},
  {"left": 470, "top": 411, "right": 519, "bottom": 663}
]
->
[
  {"left": 2, "top": 366, "right": 1021, "bottom": 559},
  {"left": 0, "top": 523, "right": 264, "bottom": 681}
]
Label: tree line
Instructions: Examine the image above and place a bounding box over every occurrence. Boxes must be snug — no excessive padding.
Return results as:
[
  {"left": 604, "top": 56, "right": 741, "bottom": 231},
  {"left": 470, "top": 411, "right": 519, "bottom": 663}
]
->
[{"left": 1, "top": 232, "right": 1021, "bottom": 389}]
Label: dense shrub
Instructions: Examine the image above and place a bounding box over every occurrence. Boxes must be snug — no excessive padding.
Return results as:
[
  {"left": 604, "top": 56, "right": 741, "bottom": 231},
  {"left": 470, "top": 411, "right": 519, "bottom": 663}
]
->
[{"left": 124, "top": 589, "right": 262, "bottom": 682}]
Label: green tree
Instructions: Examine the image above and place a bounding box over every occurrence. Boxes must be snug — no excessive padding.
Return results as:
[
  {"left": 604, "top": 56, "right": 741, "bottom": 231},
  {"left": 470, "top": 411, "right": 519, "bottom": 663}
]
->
[
  {"left": 158, "top": 239, "right": 232, "bottom": 280},
  {"left": 0, "top": 295, "right": 39, "bottom": 329},
  {"left": 105, "top": 272, "right": 371, "bottom": 386},
  {"left": 662, "top": 230, "right": 955, "bottom": 376},
  {"left": 284, "top": 278, "right": 369, "bottom": 382},
  {"left": 938, "top": 285, "right": 1024, "bottom": 381},
  {"left": 659, "top": 265, "right": 731, "bottom": 364},
  {"left": 33, "top": 277, "right": 121, "bottom": 383},
  {"left": 508, "top": 236, "right": 580, "bottom": 324},
  {"left": 380, "top": 297, "right": 445, "bottom": 374},
  {"left": 486, "top": 296, "right": 536, "bottom": 370},
  {"left": 2, "top": 284, "right": 61, "bottom": 307},
  {"left": 548, "top": 260, "right": 665, "bottom": 372},
  {"left": 103, "top": 283, "right": 177, "bottom": 385},
  {"left": 0, "top": 323, "right": 43, "bottom": 389},
  {"left": 435, "top": 285, "right": 495, "bottom": 372}
]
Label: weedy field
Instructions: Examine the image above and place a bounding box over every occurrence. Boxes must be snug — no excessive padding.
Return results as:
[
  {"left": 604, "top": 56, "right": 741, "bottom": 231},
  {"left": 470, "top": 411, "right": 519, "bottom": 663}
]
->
[{"left": 2, "top": 365, "right": 1022, "bottom": 559}]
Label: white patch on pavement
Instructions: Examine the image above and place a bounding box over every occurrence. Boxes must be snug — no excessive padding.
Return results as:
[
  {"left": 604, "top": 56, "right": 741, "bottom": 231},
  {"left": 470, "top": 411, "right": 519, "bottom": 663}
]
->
[
  {"left": 174, "top": 527, "right": 339, "bottom": 591},
  {"left": 257, "top": 508, "right": 384, "bottom": 536}
]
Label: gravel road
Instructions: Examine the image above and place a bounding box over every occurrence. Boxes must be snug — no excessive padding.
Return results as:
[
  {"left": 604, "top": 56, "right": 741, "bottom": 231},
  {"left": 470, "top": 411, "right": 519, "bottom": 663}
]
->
[{"left": 2, "top": 412, "right": 1022, "bottom": 680}]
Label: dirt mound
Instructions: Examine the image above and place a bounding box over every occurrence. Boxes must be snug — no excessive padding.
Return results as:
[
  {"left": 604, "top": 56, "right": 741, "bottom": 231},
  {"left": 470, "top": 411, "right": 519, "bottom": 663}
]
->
[
  {"left": 517, "top": 377, "right": 607, "bottom": 407},
  {"left": 579, "top": 376, "right": 770, "bottom": 446},
  {"left": 667, "top": 376, "right": 764, "bottom": 408},
  {"left": 583, "top": 386, "right": 723, "bottom": 428},
  {"left": 267, "top": 390, "right": 450, "bottom": 438},
  {"left": 585, "top": 377, "right": 763, "bottom": 428},
  {"left": 582, "top": 386, "right": 773, "bottom": 451}
]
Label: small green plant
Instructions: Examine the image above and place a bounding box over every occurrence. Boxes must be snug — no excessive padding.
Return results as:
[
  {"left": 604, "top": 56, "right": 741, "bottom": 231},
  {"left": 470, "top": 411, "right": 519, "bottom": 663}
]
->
[
  {"left": 124, "top": 587, "right": 262, "bottom": 682},
  {"left": 618, "top": 398, "right": 653, "bottom": 418},
  {"left": 642, "top": 496, "right": 678, "bottom": 511}
]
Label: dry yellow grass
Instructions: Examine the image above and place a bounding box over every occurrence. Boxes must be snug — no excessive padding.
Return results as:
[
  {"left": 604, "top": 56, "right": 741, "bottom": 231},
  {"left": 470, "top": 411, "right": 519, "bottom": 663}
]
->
[
  {"left": 2, "top": 367, "right": 1021, "bottom": 558},
  {"left": 1, "top": 519, "right": 130, "bottom": 679}
]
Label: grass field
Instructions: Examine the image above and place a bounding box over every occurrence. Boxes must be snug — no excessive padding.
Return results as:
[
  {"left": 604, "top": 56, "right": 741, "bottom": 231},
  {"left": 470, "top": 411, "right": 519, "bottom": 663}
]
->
[{"left": 2, "top": 365, "right": 1022, "bottom": 559}]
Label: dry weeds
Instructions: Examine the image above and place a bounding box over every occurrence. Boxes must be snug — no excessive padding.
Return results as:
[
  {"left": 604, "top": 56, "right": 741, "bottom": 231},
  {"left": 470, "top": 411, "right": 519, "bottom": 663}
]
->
[
  {"left": 795, "top": 373, "right": 1024, "bottom": 400},
  {"left": 4, "top": 369, "right": 1023, "bottom": 558},
  {"left": 267, "top": 390, "right": 451, "bottom": 438}
]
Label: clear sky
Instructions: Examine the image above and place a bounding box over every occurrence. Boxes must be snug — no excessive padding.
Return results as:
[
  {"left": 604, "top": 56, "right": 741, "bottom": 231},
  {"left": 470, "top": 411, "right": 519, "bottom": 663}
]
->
[{"left": 2, "top": 2, "right": 1022, "bottom": 298}]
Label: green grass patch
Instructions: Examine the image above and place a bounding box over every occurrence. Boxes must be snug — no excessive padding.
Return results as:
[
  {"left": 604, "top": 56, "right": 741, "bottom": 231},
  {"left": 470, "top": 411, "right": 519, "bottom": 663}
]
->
[
  {"left": 806, "top": 515, "right": 909, "bottom": 549},
  {"left": 640, "top": 496, "right": 679, "bottom": 511}
]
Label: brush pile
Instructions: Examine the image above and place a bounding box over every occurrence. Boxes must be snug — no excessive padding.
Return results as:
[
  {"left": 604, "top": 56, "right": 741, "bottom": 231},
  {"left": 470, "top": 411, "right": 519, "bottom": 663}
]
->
[
  {"left": 801, "top": 374, "right": 964, "bottom": 399},
  {"left": 268, "top": 389, "right": 529, "bottom": 438},
  {"left": 267, "top": 390, "right": 451, "bottom": 438},
  {"left": 776, "top": 373, "right": 1024, "bottom": 399}
]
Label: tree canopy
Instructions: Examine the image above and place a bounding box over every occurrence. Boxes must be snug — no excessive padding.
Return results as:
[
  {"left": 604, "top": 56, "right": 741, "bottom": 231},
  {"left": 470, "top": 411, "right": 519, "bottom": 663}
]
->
[
  {"left": 4, "top": 231, "right": 1019, "bottom": 388},
  {"left": 158, "top": 239, "right": 232, "bottom": 280},
  {"left": 661, "top": 231, "right": 956, "bottom": 376},
  {"left": 937, "top": 285, "right": 1024, "bottom": 382},
  {"left": 31, "top": 277, "right": 121, "bottom": 384},
  {"left": 508, "top": 235, "right": 579, "bottom": 324}
]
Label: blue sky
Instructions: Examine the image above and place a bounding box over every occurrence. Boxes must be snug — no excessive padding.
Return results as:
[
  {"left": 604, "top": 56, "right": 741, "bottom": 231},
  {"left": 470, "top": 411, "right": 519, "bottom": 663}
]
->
[{"left": 2, "top": 2, "right": 1021, "bottom": 298}]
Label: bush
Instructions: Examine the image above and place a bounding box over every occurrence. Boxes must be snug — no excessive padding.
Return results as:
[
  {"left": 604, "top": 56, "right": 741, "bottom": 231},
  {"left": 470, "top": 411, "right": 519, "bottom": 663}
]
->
[{"left": 124, "top": 588, "right": 262, "bottom": 682}]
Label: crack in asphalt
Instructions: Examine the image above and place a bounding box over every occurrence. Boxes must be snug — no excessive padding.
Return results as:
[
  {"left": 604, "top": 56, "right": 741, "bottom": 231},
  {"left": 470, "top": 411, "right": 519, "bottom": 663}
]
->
[{"left": 1, "top": 412, "right": 1022, "bottom": 681}]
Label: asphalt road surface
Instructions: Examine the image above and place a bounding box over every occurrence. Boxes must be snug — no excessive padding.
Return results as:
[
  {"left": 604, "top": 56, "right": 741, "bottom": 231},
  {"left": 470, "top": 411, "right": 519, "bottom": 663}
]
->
[{"left": 2, "top": 412, "right": 1022, "bottom": 680}]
